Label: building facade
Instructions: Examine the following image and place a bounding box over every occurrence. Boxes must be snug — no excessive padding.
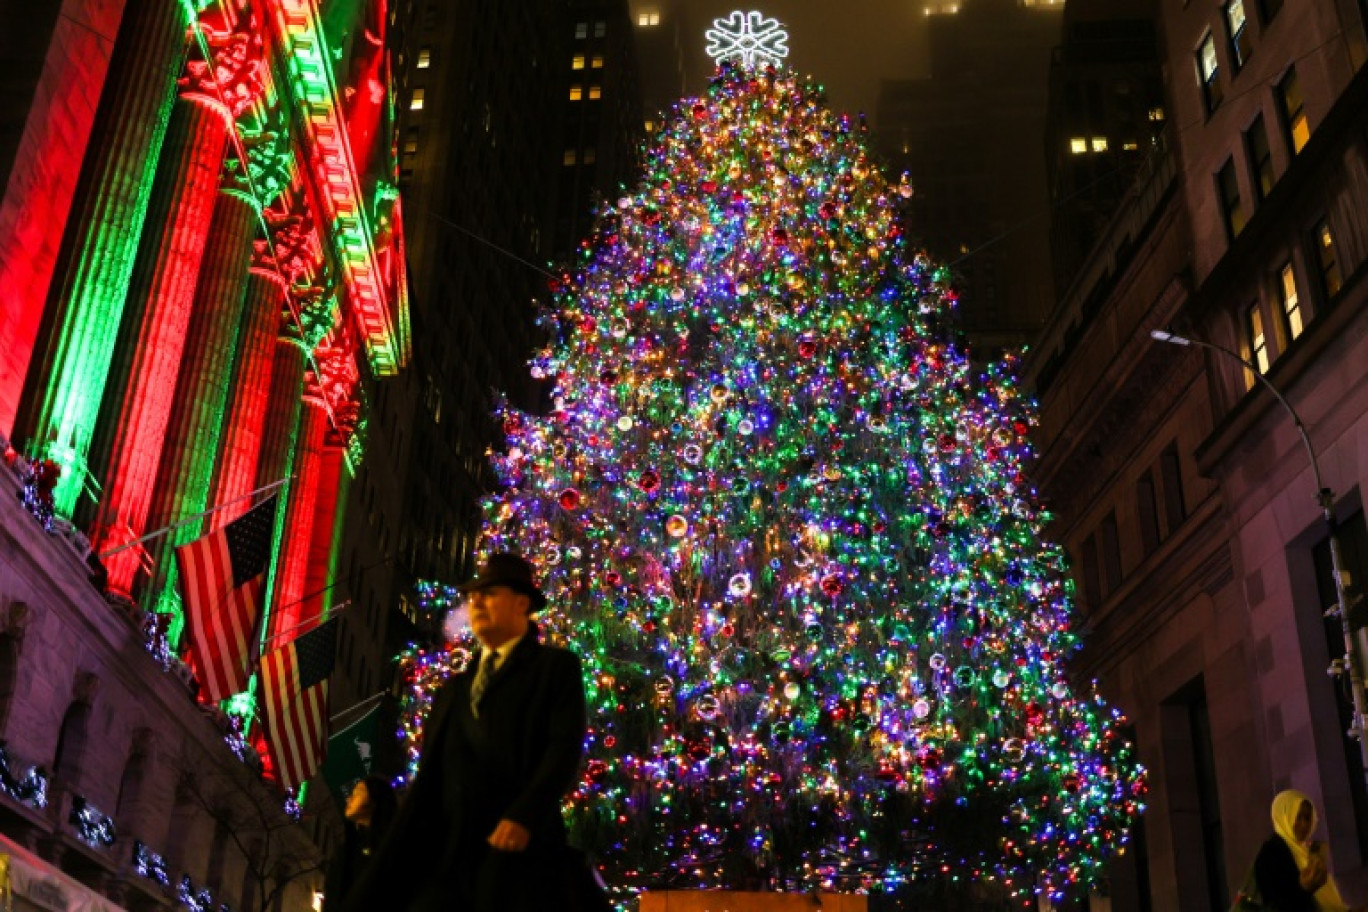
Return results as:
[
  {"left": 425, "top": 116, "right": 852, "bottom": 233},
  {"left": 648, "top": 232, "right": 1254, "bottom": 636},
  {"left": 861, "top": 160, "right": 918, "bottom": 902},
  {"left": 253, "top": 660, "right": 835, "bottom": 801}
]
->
[
  {"left": 0, "top": 0, "right": 410, "bottom": 906},
  {"left": 1027, "top": 0, "right": 1368, "bottom": 909}
]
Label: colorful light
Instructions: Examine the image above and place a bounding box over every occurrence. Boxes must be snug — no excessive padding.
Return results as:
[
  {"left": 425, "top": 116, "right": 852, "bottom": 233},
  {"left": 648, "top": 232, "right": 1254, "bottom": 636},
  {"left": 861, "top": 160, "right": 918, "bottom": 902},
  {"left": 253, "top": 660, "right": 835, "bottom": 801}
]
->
[{"left": 402, "top": 65, "right": 1144, "bottom": 905}]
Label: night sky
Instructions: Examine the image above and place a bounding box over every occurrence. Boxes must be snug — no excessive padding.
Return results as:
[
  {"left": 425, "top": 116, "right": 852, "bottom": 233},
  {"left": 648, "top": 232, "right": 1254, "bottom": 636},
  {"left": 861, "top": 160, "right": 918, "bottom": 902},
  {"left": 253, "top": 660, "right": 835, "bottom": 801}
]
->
[{"left": 661, "top": 2, "right": 933, "bottom": 117}]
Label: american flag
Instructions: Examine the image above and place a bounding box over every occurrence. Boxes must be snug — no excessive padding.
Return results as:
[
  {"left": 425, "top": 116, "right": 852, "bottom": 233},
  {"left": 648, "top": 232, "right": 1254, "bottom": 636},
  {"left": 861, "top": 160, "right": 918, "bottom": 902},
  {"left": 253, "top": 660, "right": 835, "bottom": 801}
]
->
[
  {"left": 260, "top": 619, "right": 338, "bottom": 789},
  {"left": 176, "top": 495, "right": 277, "bottom": 703}
]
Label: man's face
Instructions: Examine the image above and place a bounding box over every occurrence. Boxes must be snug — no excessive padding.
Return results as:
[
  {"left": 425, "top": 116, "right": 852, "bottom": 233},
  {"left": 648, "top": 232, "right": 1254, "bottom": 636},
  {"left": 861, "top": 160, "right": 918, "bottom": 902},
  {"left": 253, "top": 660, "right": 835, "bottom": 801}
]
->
[{"left": 468, "top": 585, "right": 530, "bottom": 648}]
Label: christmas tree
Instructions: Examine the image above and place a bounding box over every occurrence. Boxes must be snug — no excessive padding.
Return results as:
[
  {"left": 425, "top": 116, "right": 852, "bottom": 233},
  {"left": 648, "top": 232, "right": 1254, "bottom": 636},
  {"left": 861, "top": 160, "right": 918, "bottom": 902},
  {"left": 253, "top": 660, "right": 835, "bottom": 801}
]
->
[{"left": 399, "top": 64, "right": 1145, "bottom": 906}]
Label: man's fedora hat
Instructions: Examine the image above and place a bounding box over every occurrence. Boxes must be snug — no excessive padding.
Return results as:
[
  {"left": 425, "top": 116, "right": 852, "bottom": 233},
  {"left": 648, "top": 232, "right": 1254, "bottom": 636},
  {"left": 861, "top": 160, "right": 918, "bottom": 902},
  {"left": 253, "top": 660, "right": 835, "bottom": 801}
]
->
[{"left": 458, "top": 552, "right": 548, "bottom": 611}]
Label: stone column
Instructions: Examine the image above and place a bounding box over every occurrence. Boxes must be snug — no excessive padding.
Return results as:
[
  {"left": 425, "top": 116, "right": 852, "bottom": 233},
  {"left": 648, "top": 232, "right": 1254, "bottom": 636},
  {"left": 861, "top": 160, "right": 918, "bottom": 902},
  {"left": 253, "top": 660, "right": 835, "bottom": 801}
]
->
[
  {"left": 87, "top": 20, "right": 265, "bottom": 596},
  {"left": 207, "top": 260, "right": 288, "bottom": 526},
  {"left": 10, "top": 0, "right": 187, "bottom": 512},
  {"left": 143, "top": 183, "right": 258, "bottom": 610},
  {"left": 270, "top": 392, "right": 328, "bottom": 639},
  {"left": 86, "top": 94, "right": 235, "bottom": 595}
]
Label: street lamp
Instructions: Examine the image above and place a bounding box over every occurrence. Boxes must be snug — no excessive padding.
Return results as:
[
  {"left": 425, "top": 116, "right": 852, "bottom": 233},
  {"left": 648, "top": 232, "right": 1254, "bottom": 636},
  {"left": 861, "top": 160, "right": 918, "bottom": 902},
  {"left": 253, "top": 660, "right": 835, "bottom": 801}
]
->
[{"left": 1150, "top": 329, "right": 1368, "bottom": 770}]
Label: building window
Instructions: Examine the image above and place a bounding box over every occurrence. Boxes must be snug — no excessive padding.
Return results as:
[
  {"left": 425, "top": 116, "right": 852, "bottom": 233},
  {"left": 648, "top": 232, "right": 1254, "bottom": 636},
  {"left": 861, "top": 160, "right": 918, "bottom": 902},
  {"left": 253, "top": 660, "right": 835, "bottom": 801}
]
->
[
  {"left": 563, "top": 149, "right": 578, "bottom": 166},
  {"left": 1217, "top": 158, "right": 1246, "bottom": 239},
  {"left": 403, "top": 137, "right": 418, "bottom": 155},
  {"left": 1278, "top": 67, "right": 1309, "bottom": 153},
  {"left": 572, "top": 54, "right": 585, "bottom": 70},
  {"left": 569, "top": 84, "right": 583, "bottom": 101},
  {"left": 1079, "top": 534, "right": 1103, "bottom": 611},
  {"left": 1312, "top": 219, "right": 1343, "bottom": 299},
  {"left": 645, "top": 119, "right": 657, "bottom": 132},
  {"left": 582, "top": 148, "right": 597, "bottom": 165},
  {"left": 638, "top": 11, "right": 660, "bottom": 26},
  {"left": 1247, "top": 301, "right": 1270, "bottom": 373},
  {"left": 1279, "top": 262, "right": 1304, "bottom": 339},
  {"left": 1246, "top": 114, "right": 1274, "bottom": 200},
  {"left": 409, "top": 88, "right": 425, "bottom": 111},
  {"left": 591, "top": 55, "right": 604, "bottom": 69},
  {"left": 593, "top": 21, "right": 606, "bottom": 38},
  {"left": 1226, "top": 0, "right": 1252, "bottom": 69},
  {"left": 1198, "top": 33, "right": 1222, "bottom": 112},
  {"left": 1090, "top": 136, "right": 1109, "bottom": 152},
  {"left": 1160, "top": 442, "right": 1186, "bottom": 532},
  {"left": 416, "top": 47, "right": 431, "bottom": 68},
  {"left": 1137, "top": 471, "right": 1161, "bottom": 556},
  {"left": 575, "top": 21, "right": 588, "bottom": 39},
  {"left": 588, "top": 85, "right": 602, "bottom": 101},
  {"left": 53, "top": 701, "right": 91, "bottom": 786},
  {"left": 1070, "top": 137, "right": 1088, "bottom": 154},
  {"left": 1100, "top": 511, "right": 1122, "bottom": 594},
  {"left": 1148, "top": 105, "right": 1166, "bottom": 122}
]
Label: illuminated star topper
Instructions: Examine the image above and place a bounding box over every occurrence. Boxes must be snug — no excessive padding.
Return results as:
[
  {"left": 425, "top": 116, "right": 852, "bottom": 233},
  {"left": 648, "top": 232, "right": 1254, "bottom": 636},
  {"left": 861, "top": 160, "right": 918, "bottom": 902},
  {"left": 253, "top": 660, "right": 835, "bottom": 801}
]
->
[{"left": 705, "top": 10, "right": 790, "bottom": 69}]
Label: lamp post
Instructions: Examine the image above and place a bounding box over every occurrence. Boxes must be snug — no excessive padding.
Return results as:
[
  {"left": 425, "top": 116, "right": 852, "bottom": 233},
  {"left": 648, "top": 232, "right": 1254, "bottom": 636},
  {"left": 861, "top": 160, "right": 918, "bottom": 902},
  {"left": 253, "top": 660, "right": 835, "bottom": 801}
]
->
[{"left": 1150, "top": 329, "right": 1368, "bottom": 771}]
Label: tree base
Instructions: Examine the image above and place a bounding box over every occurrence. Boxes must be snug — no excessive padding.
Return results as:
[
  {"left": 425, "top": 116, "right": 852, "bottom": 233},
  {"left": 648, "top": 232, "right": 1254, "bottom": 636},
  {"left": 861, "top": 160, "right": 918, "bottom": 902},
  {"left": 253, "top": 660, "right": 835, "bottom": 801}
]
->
[{"left": 639, "top": 892, "right": 867, "bottom": 912}]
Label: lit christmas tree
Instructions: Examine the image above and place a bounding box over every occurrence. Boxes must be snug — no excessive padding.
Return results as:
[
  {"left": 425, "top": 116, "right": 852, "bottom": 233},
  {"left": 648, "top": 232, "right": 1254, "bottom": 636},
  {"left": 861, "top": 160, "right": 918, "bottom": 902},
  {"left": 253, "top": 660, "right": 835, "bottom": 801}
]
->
[{"left": 399, "top": 60, "right": 1145, "bottom": 907}]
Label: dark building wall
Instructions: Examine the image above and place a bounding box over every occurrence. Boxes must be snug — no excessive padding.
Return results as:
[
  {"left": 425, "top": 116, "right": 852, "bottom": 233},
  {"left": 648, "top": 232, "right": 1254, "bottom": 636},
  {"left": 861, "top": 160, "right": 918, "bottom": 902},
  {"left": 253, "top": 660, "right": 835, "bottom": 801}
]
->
[{"left": 1028, "top": 0, "right": 1368, "bottom": 908}]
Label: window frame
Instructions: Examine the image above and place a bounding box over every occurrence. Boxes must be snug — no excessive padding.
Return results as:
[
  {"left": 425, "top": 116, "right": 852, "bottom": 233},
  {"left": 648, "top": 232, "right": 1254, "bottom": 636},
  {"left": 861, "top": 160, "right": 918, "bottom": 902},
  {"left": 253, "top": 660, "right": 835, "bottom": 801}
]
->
[
  {"left": 1277, "top": 260, "right": 1304, "bottom": 340},
  {"left": 1245, "top": 113, "right": 1275, "bottom": 200},
  {"left": 1225, "top": 0, "right": 1253, "bottom": 70},
  {"left": 1310, "top": 218, "right": 1343, "bottom": 301},
  {"left": 1246, "top": 300, "right": 1270, "bottom": 374},
  {"left": 1197, "top": 32, "right": 1223, "bottom": 112},
  {"left": 1216, "top": 157, "right": 1246, "bottom": 240},
  {"left": 1277, "top": 67, "right": 1309, "bottom": 154}
]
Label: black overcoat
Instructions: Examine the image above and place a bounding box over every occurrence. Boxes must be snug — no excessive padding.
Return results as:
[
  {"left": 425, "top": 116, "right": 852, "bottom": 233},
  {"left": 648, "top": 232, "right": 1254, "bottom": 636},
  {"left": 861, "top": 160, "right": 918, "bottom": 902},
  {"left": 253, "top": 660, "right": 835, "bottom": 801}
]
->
[{"left": 343, "top": 625, "right": 586, "bottom": 911}]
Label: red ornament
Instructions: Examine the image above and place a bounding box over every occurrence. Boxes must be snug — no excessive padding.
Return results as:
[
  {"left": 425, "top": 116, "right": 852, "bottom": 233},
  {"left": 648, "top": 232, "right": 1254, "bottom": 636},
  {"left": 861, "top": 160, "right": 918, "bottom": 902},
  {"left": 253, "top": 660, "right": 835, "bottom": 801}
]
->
[
  {"left": 700, "top": 179, "right": 717, "bottom": 193},
  {"left": 604, "top": 735, "right": 617, "bottom": 748},
  {"left": 797, "top": 337, "right": 817, "bottom": 359},
  {"left": 502, "top": 414, "right": 524, "bottom": 436},
  {"left": 819, "top": 574, "right": 843, "bottom": 597},
  {"left": 558, "top": 488, "right": 582, "bottom": 510},
  {"left": 638, "top": 469, "right": 661, "bottom": 493}
]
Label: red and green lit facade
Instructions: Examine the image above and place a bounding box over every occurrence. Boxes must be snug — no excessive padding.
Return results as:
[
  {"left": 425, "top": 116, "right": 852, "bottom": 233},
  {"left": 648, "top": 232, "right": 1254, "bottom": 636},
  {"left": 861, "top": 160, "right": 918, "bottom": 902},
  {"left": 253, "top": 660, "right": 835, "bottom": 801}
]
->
[{"left": 0, "top": 0, "right": 409, "bottom": 646}]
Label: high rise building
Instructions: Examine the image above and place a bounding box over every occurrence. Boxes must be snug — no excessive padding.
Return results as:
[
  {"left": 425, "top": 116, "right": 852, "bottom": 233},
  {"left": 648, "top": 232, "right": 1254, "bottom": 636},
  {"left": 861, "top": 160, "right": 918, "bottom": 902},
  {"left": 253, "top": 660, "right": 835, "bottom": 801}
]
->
[
  {"left": 1027, "top": 0, "right": 1368, "bottom": 908},
  {"left": 876, "top": 0, "right": 1063, "bottom": 353},
  {"left": 1043, "top": 0, "right": 1164, "bottom": 294}
]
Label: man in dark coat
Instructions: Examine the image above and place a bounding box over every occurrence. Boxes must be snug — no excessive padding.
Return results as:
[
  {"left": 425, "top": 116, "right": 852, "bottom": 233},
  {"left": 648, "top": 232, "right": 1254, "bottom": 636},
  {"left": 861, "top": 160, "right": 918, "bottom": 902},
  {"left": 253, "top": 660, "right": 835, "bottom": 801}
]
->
[{"left": 342, "top": 553, "right": 587, "bottom": 911}]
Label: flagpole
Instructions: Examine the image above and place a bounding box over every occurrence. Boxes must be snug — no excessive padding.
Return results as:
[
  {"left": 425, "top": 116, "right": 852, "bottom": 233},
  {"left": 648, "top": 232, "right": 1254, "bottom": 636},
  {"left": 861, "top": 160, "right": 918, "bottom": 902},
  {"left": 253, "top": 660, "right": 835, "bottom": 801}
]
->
[
  {"left": 96, "top": 476, "right": 292, "bottom": 560},
  {"left": 329, "top": 690, "right": 388, "bottom": 725},
  {"left": 259, "top": 601, "right": 351, "bottom": 650}
]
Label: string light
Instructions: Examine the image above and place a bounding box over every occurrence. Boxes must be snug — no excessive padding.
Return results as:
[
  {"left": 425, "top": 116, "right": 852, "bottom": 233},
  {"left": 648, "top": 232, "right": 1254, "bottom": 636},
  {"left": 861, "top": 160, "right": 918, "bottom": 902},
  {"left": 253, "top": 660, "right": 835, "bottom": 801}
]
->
[{"left": 400, "top": 64, "right": 1144, "bottom": 905}]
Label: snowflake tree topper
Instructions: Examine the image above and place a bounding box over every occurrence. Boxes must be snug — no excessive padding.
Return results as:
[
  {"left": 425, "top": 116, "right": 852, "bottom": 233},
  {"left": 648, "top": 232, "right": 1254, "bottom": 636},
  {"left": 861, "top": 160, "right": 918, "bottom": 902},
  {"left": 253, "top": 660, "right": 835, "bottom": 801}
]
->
[{"left": 705, "top": 10, "right": 789, "bottom": 70}]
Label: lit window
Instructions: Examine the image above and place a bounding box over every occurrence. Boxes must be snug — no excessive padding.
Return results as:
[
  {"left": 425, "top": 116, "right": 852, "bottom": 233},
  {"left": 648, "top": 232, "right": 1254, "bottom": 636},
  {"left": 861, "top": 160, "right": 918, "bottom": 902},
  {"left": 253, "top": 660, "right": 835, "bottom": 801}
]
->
[
  {"left": 574, "top": 21, "right": 587, "bottom": 39},
  {"left": 1313, "top": 220, "right": 1342, "bottom": 299},
  {"left": 409, "top": 88, "right": 425, "bottom": 110},
  {"left": 638, "top": 12, "right": 660, "bottom": 26},
  {"left": 588, "top": 85, "right": 602, "bottom": 101},
  {"left": 1226, "top": 0, "right": 1252, "bottom": 69},
  {"left": 417, "top": 48, "right": 431, "bottom": 68},
  {"left": 645, "top": 119, "right": 657, "bottom": 132},
  {"left": 1122, "top": 141, "right": 1140, "bottom": 151},
  {"left": 582, "top": 148, "right": 597, "bottom": 165},
  {"left": 1246, "top": 114, "right": 1274, "bottom": 200},
  {"left": 1217, "top": 158, "right": 1245, "bottom": 239},
  {"left": 572, "top": 54, "right": 585, "bottom": 70},
  {"left": 593, "top": 21, "right": 606, "bottom": 38},
  {"left": 569, "top": 84, "right": 583, "bottom": 101},
  {"left": 591, "top": 55, "right": 604, "bottom": 69},
  {"left": 1247, "top": 303, "right": 1269, "bottom": 373},
  {"left": 1198, "top": 33, "right": 1222, "bottom": 112},
  {"left": 1070, "top": 137, "right": 1088, "bottom": 154},
  {"left": 1278, "top": 68, "right": 1309, "bottom": 154},
  {"left": 1091, "top": 137, "right": 1108, "bottom": 152},
  {"left": 1279, "top": 262, "right": 1303, "bottom": 339},
  {"left": 563, "top": 149, "right": 577, "bottom": 166},
  {"left": 403, "top": 138, "right": 418, "bottom": 155},
  {"left": 1148, "top": 106, "right": 1165, "bottom": 122}
]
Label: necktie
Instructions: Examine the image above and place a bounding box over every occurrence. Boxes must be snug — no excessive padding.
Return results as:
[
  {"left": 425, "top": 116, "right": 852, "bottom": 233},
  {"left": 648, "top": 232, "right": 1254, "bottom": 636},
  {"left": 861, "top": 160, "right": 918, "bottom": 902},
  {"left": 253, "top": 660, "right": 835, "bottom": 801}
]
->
[{"left": 470, "top": 651, "right": 495, "bottom": 717}]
